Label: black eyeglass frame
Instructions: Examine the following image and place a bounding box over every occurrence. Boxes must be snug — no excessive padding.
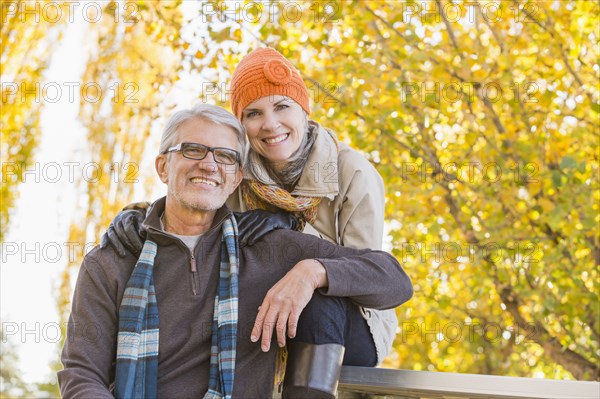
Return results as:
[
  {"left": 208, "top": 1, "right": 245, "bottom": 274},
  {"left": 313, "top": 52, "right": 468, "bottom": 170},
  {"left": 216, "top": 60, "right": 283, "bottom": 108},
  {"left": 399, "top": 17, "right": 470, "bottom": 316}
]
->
[{"left": 162, "top": 142, "right": 241, "bottom": 166}]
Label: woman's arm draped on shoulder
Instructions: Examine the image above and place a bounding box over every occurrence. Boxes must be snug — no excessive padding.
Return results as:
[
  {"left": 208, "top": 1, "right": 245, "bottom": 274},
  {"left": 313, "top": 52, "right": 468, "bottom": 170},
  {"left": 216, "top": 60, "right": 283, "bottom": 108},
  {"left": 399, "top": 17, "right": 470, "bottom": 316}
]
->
[
  {"left": 337, "top": 147, "right": 385, "bottom": 250},
  {"left": 58, "top": 253, "right": 119, "bottom": 398}
]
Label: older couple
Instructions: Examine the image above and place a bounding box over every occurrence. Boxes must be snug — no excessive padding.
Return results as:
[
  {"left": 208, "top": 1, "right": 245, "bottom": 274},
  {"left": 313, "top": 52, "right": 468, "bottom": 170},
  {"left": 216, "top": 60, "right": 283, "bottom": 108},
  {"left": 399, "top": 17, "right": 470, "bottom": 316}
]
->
[{"left": 59, "top": 48, "right": 412, "bottom": 399}]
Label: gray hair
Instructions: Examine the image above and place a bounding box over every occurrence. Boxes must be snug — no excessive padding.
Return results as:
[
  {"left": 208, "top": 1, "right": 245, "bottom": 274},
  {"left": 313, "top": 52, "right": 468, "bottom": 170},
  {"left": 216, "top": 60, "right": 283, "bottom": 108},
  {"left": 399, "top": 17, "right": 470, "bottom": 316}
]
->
[{"left": 159, "top": 104, "right": 249, "bottom": 167}]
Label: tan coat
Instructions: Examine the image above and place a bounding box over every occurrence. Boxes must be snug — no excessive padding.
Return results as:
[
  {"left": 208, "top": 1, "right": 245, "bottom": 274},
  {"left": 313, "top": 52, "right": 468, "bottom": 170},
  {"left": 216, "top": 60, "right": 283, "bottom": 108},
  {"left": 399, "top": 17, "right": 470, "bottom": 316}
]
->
[{"left": 227, "top": 121, "right": 398, "bottom": 364}]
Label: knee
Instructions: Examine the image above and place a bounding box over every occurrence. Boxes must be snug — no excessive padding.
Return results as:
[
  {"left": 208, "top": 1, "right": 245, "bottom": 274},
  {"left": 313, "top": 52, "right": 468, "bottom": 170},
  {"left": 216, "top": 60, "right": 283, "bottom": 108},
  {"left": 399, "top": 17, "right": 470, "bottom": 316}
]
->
[
  {"left": 294, "top": 292, "right": 347, "bottom": 345},
  {"left": 300, "top": 291, "right": 345, "bottom": 319}
]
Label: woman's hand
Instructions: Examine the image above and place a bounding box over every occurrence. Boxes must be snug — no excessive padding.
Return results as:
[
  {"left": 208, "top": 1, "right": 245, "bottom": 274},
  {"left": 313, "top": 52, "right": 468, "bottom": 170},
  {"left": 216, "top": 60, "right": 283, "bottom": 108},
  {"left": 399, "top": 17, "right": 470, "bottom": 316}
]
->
[
  {"left": 234, "top": 209, "right": 299, "bottom": 247},
  {"left": 100, "top": 203, "right": 149, "bottom": 257},
  {"left": 251, "top": 259, "right": 328, "bottom": 352}
]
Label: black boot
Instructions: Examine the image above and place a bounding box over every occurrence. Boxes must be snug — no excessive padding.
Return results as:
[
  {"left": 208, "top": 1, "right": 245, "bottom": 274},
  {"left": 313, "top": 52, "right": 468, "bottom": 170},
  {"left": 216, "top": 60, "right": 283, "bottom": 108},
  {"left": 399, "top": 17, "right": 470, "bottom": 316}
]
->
[{"left": 282, "top": 342, "right": 345, "bottom": 399}]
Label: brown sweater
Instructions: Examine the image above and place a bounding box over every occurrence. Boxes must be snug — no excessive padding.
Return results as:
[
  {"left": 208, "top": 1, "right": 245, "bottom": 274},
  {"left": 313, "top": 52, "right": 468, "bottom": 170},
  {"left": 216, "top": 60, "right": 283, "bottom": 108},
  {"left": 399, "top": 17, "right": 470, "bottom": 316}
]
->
[{"left": 58, "top": 197, "right": 412, "bottom": 399}]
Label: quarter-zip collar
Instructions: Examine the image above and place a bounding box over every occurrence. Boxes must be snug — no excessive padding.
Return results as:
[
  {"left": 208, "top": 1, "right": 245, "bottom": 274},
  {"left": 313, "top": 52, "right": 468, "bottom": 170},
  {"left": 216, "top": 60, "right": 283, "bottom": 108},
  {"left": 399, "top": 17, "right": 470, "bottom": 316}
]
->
[
  {"left": 245, "top": 120, "right": 340, "bottom": 200},
  {"left": 142, "top": 196, "right": 232, "bottom": 249},
  {"left": 141, "top": 197, "right": 232, "bottom": 296}
]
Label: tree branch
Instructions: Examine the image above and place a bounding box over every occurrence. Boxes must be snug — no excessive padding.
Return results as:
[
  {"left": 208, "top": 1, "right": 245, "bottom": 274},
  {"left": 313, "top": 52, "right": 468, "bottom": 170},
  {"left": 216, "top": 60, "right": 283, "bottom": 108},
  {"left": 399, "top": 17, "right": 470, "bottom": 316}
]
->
[
  {"left": 500, "top": 286, "right": 599, "bottom": 380},
  {"left": 436, "top": 0, "right": 460, "bottom": 54},
  {"left": 439, "top": 174, "right": 598, "bottom": 380}
]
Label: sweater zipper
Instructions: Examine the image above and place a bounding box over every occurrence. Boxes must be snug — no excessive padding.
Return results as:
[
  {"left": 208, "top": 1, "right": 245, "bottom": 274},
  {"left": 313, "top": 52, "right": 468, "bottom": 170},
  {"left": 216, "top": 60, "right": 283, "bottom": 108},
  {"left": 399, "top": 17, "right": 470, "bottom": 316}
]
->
[
  {"left": 147, "top": 218, "right": 233, "bottom": 296},
  {"left": 190, "top": 254, "right": 197, "bottom": 296}
]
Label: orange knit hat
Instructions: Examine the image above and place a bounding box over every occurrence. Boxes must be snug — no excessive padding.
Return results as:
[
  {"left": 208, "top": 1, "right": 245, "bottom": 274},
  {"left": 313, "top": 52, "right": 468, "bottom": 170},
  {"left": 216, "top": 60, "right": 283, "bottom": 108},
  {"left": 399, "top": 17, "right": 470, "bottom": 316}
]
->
[{"left": 230, "top": 47, "right": 311, "bottom": 119}]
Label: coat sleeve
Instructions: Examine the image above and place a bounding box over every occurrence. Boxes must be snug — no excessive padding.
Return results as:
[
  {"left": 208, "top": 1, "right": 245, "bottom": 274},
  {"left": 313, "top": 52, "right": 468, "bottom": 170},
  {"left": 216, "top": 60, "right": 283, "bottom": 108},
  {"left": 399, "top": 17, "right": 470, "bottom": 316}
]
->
[
  {"left": 317, "top": 249, "right": 413, "bottom": 309},
  {"left": 58, "top": 252, "right": 118, "bottom": 399},
  {"left": 271, "top": 230, "right": 412, "bottom": 310},
  {"left": 336, "top": 146, "right": 385, "bottom": 250}
]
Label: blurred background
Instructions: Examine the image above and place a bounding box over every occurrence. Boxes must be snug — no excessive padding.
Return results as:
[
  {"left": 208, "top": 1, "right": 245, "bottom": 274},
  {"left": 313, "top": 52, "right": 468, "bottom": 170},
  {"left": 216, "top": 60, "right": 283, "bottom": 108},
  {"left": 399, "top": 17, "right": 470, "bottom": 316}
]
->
[{"left": 1, "top": 0, "right": 598, "bottom": 397}]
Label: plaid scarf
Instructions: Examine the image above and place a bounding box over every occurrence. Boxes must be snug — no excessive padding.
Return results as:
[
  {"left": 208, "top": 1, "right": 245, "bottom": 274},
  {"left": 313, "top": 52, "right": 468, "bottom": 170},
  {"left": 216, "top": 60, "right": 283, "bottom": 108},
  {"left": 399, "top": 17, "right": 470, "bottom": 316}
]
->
[
  {"left": 115, "top": 216, "right": 240, "bottom": 399},
  {"left": 241, "top": 179, "right": 322, "bottom": 228}
]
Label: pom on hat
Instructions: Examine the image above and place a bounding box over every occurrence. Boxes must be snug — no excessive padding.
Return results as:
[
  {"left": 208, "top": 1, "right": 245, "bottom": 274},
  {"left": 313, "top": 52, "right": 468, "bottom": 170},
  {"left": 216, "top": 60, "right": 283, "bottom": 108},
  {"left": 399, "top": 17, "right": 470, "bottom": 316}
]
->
[
  {"left": 230, "top": 47, "right": 310, "bottom": 119},
  {"left": 263, "top": 60, "right": 291, "bottom": 85}
]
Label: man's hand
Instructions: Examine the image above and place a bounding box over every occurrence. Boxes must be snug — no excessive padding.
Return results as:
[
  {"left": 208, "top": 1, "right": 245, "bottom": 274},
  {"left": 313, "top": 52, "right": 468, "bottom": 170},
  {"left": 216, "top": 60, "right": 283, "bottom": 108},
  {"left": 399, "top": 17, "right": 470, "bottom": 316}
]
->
[
  {"left": 99, "top": 203, "right": 149, "bottom": 257},
  {"left": 251, "top": 259, "right": 328, "bottom": 352}
]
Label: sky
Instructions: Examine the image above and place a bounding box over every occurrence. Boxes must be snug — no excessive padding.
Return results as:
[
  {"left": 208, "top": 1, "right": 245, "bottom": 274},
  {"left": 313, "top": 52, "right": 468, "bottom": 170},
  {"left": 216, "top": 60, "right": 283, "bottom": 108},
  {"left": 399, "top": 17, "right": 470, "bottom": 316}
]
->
[
  {"left": 2, "top": 1, "right": 227, "bottom": 388},
  {"left": 2, "top": 15, "right": 90, "bottom": 387},
  {"left": 1, "top": 12, "right": 165, "bottom": 388}
]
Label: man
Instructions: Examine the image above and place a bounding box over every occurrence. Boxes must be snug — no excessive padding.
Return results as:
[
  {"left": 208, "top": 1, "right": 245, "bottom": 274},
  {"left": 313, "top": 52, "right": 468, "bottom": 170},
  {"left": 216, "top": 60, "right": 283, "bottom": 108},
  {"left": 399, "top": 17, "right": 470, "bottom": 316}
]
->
[{"left": 58, "top": 104, "right": 413, "bottom": 399}]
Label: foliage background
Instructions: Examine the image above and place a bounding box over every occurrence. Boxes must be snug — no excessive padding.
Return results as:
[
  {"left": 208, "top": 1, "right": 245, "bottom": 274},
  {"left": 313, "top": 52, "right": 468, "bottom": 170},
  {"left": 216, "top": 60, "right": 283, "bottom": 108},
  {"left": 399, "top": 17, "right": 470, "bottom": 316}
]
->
[{"left": 1, "top": 0, "right": 598, "bottom": 397}]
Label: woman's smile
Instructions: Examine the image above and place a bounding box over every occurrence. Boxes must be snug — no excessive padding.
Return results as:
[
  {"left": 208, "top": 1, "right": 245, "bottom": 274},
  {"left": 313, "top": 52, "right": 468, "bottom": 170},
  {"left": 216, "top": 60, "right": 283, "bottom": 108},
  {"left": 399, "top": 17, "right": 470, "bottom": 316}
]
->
[{"left": 242, "top": 95, "right": 307, "bottom": 167}]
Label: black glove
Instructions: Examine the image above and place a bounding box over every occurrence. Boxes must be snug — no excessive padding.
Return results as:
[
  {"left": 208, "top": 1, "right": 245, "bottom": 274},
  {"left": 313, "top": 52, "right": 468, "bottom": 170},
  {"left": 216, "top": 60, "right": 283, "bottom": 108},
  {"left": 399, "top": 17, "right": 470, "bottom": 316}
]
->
[
  {"left": 234, "top": 209, "right": 299, "bottom": 247},
  {"left": 100, "top": 205, "right": 148, "bottom": 258}
]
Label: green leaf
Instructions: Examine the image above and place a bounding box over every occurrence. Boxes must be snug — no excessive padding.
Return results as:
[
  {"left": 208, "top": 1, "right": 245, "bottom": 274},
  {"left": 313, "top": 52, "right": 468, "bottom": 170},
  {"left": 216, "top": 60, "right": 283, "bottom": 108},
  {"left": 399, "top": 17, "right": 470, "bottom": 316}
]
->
[
  {"left": 552, "top": 170, "right": 562, "bottom": 187},
  {"left": 560, "top": 156, "right": 577, "bottom": 170}
]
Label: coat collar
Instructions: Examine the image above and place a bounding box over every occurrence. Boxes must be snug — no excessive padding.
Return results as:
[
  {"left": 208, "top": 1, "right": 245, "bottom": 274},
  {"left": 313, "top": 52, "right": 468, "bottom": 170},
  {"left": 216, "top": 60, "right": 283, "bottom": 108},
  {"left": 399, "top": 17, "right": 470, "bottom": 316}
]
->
[
  {"left": 245, "top": 120, "right": 339, "bottom": 199},
  {"left": 143, "top": 196, "right": 231, "bottom": 245}
]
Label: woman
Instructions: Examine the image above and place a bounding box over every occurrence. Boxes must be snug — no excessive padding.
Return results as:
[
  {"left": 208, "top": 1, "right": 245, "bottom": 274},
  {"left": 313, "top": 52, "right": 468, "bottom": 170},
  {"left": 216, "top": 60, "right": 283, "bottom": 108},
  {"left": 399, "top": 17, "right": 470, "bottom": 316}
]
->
[
  {"left": 230, "top": 47, "right": 395, "bottom": 397},
  {"left": 105, "top": 47, "right": 397, "bottom": 399},
  {"left": 228, "top": 48, "right": 385, "bottom": 250}
]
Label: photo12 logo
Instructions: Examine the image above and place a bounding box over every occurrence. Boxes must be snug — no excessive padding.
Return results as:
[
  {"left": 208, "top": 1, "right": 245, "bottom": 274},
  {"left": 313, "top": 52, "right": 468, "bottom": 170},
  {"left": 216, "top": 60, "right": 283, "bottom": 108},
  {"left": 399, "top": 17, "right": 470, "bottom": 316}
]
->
[
  {"left": 2, "top": 161, "right": 140, "bottom": 184},
  {"left": 198, "top": 80, "right": 340, "bottom": 106},
  {"left": 1, "top": 1, "right": 140, "bottom": 24},
  {"left": 400, "top": 81, "right": 539, "bottom": 105},
  {"left": 399, "top": 161, "right": 539, "bottom": 184},
  {"left": 400, "top": 241, "right": 541, "bottom": 265},
  {"left": 1, "top": 82, "right": 139, "bottom": 104},
  {"left": 200, "top": 1, "right": 339, "bottom": 24},
  {"left": 1, "top": 241, "right": 97, "bottom": 264},
  {"left": 2, "top": 321, "right": 102, "bottom": 344},
  {"left": 396, "top": 1, "right": 541, "bottom": 24},
  {"left": 399, "top": 321, "right": 539, "bottom": 344}
]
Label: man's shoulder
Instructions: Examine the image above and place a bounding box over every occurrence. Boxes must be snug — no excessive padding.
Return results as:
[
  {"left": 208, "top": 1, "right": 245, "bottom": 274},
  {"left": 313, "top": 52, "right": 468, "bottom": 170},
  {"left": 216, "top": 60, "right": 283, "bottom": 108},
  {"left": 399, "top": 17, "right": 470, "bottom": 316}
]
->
[
  {"left": 80, "top": 244, "right": 137, "bottom": 280},
  {"left": 246, "top": 229, "right": 338, "bottom": 254}
]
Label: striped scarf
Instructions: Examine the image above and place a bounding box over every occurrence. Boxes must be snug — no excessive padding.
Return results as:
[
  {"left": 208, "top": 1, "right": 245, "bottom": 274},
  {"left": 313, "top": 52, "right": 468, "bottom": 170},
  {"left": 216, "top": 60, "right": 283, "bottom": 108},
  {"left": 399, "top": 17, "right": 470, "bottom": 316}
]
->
[
  {"left": 241, "top": 179, "right": 321, "bottom": 228},
  {"left": 115, "top": 216, "right": 240, "bottom": 399}
]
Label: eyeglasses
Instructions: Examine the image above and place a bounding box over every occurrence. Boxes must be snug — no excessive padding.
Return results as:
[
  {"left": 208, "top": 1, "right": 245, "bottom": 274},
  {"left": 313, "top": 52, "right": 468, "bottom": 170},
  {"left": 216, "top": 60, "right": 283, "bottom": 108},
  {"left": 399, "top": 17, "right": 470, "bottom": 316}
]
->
[{"left": 163, "top": 142, "right": 241, "bottom": 165}]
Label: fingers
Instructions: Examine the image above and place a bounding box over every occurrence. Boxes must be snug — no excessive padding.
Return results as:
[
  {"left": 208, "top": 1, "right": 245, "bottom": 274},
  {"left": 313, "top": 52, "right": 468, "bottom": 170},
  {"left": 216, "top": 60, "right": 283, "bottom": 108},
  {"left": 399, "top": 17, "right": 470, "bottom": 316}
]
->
[
  {"left": 242, "top": 219, "right": 268, "bottom": 247},
  {"left": 105, "top": 228, "right": 127, "bottom": 258},
  {"left": 251, "top": 303, "right": 268, "bottom": 349},
  {"left": 275, "top": 308, "right": 289, "bottom": 348},
  {"left": 236, "top": 222, "right": 249, "bottom": 242},
  {"left": 246, "top": 220, "right": 267, "bottom": 247},
  {"left": 99, "top": 230, "right": 109, "bottom": 249},
  {"left": 113, "top": 212, "right": 144, "bottom": 254},
  {"left": 115, "top": 218, "right": 136, "bottom": 254},
  {"left": 252, "top": 269, "right": 314, "bottom": 351},
  {"left": 287, "top": 307, "right": 301, "bottom": 339},
  {"left": 261, "top": 307, "right": 277, "bottom": 352},
  {"left": 251, "top": 300, "right": 292, "bottom": 352},
  {"left": 289, "top": 214, "right": 300, "bottom": 230},
  {"left": 237, "top": 220, "right": 252, "bottom": 248},
  {"left": 123, "top": 201, "right": 150, "bottom": 211},
  {"left": 264, "top": 304, "right": 299, "bottom": 349},
  {"left": 125, "top": 217, "right": 145, "bottom": 253}
]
